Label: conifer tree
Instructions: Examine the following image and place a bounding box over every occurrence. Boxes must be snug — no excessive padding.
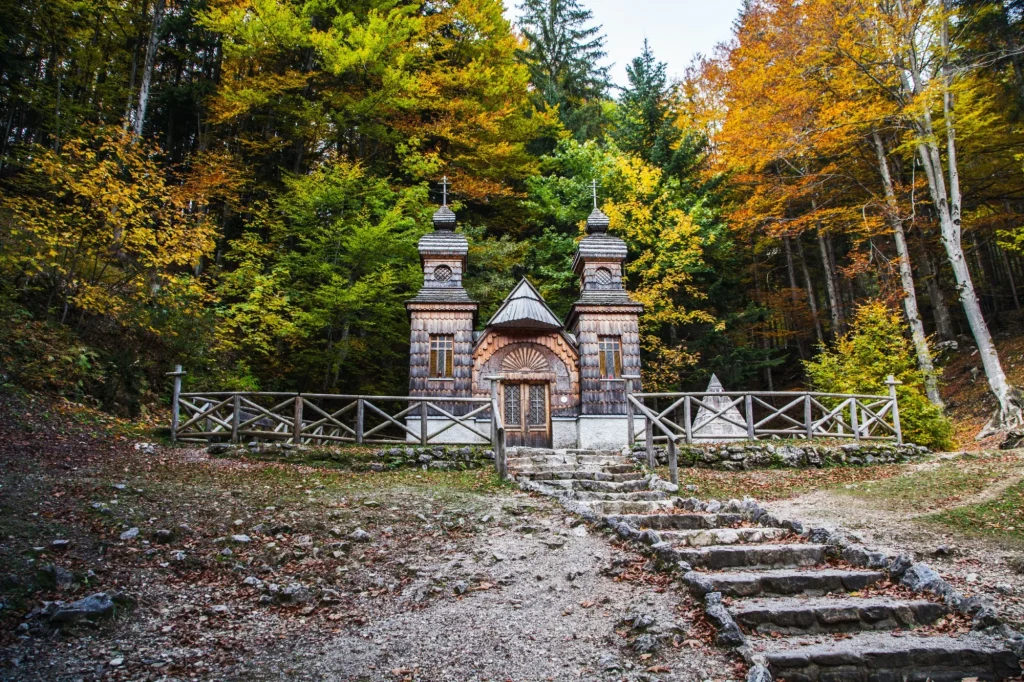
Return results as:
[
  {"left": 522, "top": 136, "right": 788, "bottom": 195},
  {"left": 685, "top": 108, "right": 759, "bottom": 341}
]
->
[
  {"left": 613, "top": 40, "right": 681, "bottom": 173},
  {"left": 515, "top": 0, "right": 611, "bottom": 140}
]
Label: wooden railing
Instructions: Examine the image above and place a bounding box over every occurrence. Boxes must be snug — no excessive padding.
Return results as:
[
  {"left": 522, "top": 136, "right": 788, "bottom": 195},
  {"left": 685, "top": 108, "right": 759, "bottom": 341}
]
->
[
  {"left": 166, "top": 367, "right": 507, "bottom": 478},
  {"left": 624, "top": 375, "right": 902, "bottom": 485}
]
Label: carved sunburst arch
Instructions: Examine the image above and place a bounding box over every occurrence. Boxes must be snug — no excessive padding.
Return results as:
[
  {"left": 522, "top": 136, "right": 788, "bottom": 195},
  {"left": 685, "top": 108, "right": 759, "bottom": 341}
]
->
[{"left": 501, "top": 347, "right": 550, "bottom": 373}]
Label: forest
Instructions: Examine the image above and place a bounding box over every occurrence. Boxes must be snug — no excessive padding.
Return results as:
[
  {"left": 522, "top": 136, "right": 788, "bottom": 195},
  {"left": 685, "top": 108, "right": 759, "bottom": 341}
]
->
[{"left": 1, "top": 0, "right": 1023, "bottom": 446}]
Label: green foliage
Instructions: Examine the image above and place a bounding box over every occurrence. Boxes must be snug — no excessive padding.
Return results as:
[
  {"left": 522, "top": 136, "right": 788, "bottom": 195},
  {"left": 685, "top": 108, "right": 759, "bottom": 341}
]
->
[
  {"left": 515, "top": 0, "right": 611, "bottom": 142},
  {"left": 804, "top": 301, "right": 953, "bottom": 450}
]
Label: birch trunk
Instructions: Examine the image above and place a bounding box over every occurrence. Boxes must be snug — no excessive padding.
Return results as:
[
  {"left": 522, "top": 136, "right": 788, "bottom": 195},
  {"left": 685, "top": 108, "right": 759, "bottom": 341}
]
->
[
  {"left": 782, "top": 235, "right": 808, "bottom": 359},
  {"left": 795, "top": 235, "right": 825, "bottom": 343},
  {"left": 816, "top": 224, "right": 845, "bottom": 336},
  {"left": 871, "top": 130, "right": 942, "bottom": 406},
  {"left": 132, "top": 0, "right": 165, "bottom": 138},
  {"left": 900, "top": 3, "right": 1021, "bottom": 431}
]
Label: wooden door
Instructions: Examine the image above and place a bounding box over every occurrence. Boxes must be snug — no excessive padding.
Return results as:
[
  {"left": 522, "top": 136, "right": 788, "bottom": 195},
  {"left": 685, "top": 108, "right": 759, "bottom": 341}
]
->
[{"left": 503, "top": 382, "right": 551, "bottom": 448}]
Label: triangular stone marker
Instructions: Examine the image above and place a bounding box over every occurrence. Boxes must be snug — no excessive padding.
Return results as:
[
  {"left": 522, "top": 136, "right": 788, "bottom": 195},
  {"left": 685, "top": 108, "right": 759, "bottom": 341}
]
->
[{"left": 691, "top": 374, "right": 747, "bottom": 441}]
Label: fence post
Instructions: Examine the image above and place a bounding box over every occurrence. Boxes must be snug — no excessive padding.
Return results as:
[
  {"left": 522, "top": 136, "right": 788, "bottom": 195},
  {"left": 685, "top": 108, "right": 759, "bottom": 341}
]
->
[
  {"left": 745, "top": 393, "right": 755, "bottom": 440},
  {"left": 850, "top": 398, "right": 860, "bottom": 443},
  {"left": 167, "top": 365, "right": 184, "bottom": 443},
  {"left": 355, "top": 398, "right": 364, "bottom": 444},
  {"left": 667, "top": 436, "right": 678, "bottom": 486},
  {"left": 292, "top": 395, "right": 303, "bottom": 445},
  {"left": 684, "top": 395, "right": 692, "bottom": 444},
  {"left": 804, "top": 394, "right": 813, "bottom": 439},
  {"left": 231, "top": 394, "right": 241, "bottom": 444},
  {"left": 624, "top": 376, "right": 635, "bottom": 448},
  {"left": 886, "top": 375, "right": 903, "bottom": 444},
  {"left": 645, "top": 415, "right": 655, "bottom": 468},
  {"left": 420, "top": 400, "right": 429, "bottom": 445}
]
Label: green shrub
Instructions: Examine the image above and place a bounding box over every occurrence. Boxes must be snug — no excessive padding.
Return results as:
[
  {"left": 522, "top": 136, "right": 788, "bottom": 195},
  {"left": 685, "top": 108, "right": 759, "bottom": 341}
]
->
[{"left": 804, "top": 300, "right": 953, "bottom": 450}]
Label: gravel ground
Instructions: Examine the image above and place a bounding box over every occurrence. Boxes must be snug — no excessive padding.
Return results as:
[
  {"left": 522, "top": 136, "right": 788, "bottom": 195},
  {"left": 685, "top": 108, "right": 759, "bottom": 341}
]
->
[{"left": 312, "top": 518, "right": 736, "bottom": 681}]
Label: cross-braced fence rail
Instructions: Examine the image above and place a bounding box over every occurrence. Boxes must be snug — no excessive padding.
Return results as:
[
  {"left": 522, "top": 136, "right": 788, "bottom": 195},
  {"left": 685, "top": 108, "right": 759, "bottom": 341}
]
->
[
  {"left": 624, "top": 375, "right": 903, "bottom": 485},
  {"left": 166, "top": 367, "right": 508, "bottom": 478}
]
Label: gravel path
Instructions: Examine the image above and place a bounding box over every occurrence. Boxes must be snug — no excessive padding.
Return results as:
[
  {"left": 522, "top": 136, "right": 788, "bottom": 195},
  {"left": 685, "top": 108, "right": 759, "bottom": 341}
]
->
[{"left": 311, "top": 513, "right": 735, "bottom": 681}]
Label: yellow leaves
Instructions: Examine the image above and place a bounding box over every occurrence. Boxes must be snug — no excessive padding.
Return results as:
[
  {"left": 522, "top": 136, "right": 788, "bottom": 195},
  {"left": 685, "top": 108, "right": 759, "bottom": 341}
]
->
[{"left": 1, "top": 126, "right": 217, "bottom": 330}]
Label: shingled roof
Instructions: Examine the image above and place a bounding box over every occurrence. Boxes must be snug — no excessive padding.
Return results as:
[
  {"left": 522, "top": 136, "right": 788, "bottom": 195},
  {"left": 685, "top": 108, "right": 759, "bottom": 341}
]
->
[{"left": 485, "top": 278, "right": 562, "bottom": 330}]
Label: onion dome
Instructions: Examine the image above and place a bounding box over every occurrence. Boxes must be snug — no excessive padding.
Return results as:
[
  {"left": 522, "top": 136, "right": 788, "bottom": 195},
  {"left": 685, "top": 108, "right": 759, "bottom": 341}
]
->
[
  {"left": 586, "top": 207, "right": 611, "bottom": 234},
  {"left": 432, "top": 205, "right": 457, "bottom": 231}
]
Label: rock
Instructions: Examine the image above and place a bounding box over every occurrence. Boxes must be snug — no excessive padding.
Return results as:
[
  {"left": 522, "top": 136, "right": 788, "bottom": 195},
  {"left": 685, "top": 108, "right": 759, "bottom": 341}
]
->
[
  {"left": 747, "top": 664, "right": 773, "bottom": 682},
  {"left": 119, "top": 527, "right": 139, "bottom": 541},
  {"left": 153, "top": 529, "right": 173, "bottom": 544},
  {"left": 705, "top": 499, "right": 722, "bottom": 513},
  {"left": 933, "top": 544, "right": 952, "bottom": 556},
  {"left": 231, "top": 534, "right": 252, "bottom": 544},
  {"left": 888, "top": 553, "right": 914, "bottom": 581},
  {"left": 997, "top": 583, "right": 1014, "bottom": 595},
  {"left": 349, "top": 528, "right": 372, "bottom": 543},
  {"left": 220, "top": 548, "right": 233, "bottom": 557},
  {"left": 631, "top": 633, "right": 660, "bottom": 653},
  {"left": 1001, "top": 429, "right": 1024, "bottom": 450},
  {"left": 170, "top": 550, "right": 186, "bottom": 562},
  {"left": 703, "top": 592, "right": 745, "bottom": 647},
  {"left": 49, "top": 592, "right": 117, "bottom": 624},
  {"left": 134, "top": 442, "right": 157, "bottom": 455},
  {"left": 452, "top": 581, "right": 468, "bottom": 595},
  {"left": 966, "top": 572, "right": 979, "bottom": 583},
  {"left": 50, "top": 539, "right": 70, "bottom": 551},
  {"left": 597, "top": 653, "right": 621, "bottom": 672},
  {"left": 109, "top": 657, "right": 124, "bottom": 667},
  {"left": 901, "top": 563, "right": 943, "bottom": 592},
  {"left": 277, "top": 583, "right": 311, "bottom": 604},
  {"left": 37, "top": 564, "right": 75, "bottom": 589}
]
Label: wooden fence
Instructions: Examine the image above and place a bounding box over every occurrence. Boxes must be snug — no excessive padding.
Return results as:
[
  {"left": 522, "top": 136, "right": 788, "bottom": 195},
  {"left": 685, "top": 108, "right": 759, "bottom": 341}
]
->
[
  {"left": 625, "top": 375, "right": 903, "bottom": 484},
  {"left": 166, "top": 367, "right": 507, "bottom": 478}
]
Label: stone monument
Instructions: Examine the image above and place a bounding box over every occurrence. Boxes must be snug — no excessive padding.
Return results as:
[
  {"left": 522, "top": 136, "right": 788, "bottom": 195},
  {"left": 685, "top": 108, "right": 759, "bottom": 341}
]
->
[{"left": 691, "top": 374, "right": 747, "bottom": 441}]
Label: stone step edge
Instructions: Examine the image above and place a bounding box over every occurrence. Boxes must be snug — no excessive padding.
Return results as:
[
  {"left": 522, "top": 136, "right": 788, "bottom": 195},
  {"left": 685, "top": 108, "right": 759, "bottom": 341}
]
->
[{"left": 729, "top": 595, "right": 947, "bottom": 634}]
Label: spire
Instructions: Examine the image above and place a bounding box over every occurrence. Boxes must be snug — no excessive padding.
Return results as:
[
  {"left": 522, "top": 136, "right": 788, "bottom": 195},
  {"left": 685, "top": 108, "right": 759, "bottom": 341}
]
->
[
  {"left": 585, "top": 178, "right": 610, "bottom": 234},
  {"left": 432, "top": 175, "right": 456, "bottom": 231}
]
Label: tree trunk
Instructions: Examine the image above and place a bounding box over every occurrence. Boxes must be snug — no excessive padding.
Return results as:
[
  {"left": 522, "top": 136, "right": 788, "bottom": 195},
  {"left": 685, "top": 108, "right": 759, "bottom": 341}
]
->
[
  {"left": 795, "top": 235, "right": 825, "bottom": 344},
  {"left": 816, "top": 223, "right": 845, "bottom": 336},
  {"left": 782, "top": 235, "right": 808, "bottom": 359},
  {"left": 904, "top": 4, "right": 1021, "bottom": 432},
  {"left": 870, "top": 131, "right": 942, "bottom": 406},
  {"left": 132, "top": 0, "right": 165, "bottom": 138},
  {"left": 1000, "top": 247, "right": 1021, "bottom": 312},
  {"left": 918, "top": 239, "right": 955, "bottom": 340}
]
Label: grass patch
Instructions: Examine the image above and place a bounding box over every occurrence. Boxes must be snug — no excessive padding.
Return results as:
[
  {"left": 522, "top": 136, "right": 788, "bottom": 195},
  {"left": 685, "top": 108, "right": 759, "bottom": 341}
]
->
[
  {"left": 927, "top": 479, "right": 1024, "bottom": 543},
  {"left": 836, "top": 453, "right": 1024, "bottom": 511}
]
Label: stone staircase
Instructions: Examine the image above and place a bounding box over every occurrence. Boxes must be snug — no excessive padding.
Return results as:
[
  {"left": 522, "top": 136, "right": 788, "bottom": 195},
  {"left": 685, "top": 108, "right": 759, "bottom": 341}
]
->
[{"left": 508, "top": 447, "right": 1024, "bottom": 682}]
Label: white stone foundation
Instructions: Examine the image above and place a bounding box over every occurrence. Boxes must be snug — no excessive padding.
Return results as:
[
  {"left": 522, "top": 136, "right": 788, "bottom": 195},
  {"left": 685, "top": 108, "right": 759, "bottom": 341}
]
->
[
  {"left": 404, "top": 417, "right": 491, "bottom": 445},
  {"left": 576, "top": 415, "right": 645, "bottom": 451}
]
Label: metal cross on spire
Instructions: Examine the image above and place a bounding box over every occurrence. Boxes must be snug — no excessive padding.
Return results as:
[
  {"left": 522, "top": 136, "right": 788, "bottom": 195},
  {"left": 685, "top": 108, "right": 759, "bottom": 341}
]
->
[
  {"left": 440, "top": 176, "right": 450, "bottom": 207},
  {"left": 590, "top": 179, "right": 599, "bottom": 209}
]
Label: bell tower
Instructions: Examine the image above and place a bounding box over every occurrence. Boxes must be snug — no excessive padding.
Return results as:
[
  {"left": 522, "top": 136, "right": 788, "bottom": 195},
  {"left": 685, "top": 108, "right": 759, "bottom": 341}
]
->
[
  {"left": 566, "top": 201, "right": 643, "bottom": 415},
  {"left": 406, "top": 179, "right": 477, "bottom": 401}
]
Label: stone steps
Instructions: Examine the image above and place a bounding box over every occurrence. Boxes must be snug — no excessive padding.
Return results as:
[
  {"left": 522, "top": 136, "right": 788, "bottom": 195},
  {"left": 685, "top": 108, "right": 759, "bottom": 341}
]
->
[
  {"left": 677, "top": 543, "right": 826, "bottom": 570},
  {"left": 730, "top": 596, "right": 946, "bottom": 635},
  {"left": 659, "top": 526, "right": 790, "bottom": 547},
  {"left": 751, "top": 630, "right": 1020, "bottom": 681},
  {"left": 573, "top": 490, "right": 669, "bottom": 502},
  {"left": 575, "top": 499, "right": 675, "bottom": 515},
  {"left": 607, "top": 513, "right": 745, "bottom": 530},
  {"left": 683, "top": 568, "right": 886, "bottom": 598},
  {"left": 571, "top": 478, "right": 651, "bottom": 493}
]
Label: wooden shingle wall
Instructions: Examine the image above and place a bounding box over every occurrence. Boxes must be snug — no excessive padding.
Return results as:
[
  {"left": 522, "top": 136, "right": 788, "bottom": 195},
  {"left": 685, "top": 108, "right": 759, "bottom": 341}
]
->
[
  {"left": 572, "top": 308, "right": 642, "bottom": 415},
  {"left": 408, "top": 306, "right": 476, "bottom": 414}
]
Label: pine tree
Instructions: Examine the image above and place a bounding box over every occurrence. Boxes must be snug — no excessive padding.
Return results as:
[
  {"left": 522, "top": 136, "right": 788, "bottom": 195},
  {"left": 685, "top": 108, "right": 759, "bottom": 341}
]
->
[
  {"left": 613, "top": 40, "right": 680, "bottom": 171},
  {"left": 515, "top": 0, "right": 611, "bottom": 140}
]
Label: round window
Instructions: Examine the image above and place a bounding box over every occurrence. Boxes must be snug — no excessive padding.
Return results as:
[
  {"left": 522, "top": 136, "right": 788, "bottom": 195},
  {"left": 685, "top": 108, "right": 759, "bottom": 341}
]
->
[
  {"left": 593, "top": 267, "right": 612, "bottom": 285},
  {"left": 433, "top": 265, "right": 453, "bottom": 283}
]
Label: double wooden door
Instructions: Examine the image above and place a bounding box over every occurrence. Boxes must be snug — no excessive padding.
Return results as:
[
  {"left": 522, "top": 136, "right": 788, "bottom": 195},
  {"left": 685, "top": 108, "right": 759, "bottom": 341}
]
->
[{"left": 503, "top": 382, "right": 551, "bottom": 447}]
